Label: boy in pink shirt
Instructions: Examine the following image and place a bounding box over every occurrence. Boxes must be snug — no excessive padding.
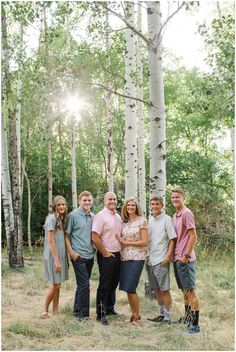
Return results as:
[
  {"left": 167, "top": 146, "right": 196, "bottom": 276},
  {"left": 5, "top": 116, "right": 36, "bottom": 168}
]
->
[
  {"left": 171, "top": 187, "right": 201, "bottom": 334},
  {"left": 92, "top": 192, "right": 122, "bottom": 325}
]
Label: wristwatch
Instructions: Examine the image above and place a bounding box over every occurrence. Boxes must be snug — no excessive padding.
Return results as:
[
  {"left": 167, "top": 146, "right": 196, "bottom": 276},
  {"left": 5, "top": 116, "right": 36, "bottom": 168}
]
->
[{"left": 184, "top": 253, "right": 191, "bottom": 259}]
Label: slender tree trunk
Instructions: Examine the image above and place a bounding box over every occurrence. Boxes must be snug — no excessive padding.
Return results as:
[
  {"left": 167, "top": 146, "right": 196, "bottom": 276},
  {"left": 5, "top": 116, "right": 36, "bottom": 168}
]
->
[
  {"left": 22, "top": 159, "right": 32, "bottom": 253},
  {"left": 1, "top": 111, "right": 14, "bottom": 250},
  {"left": 2, "top": 5, "right": 24, "bottom": 267},
  {"left": 16, "top": 25, "right": 23, "bottom": 202},
  {"left": 71, "top": 122, "right": 77, "bottom": 209},
  {"left": 48, "top": 131, "right": 53, "bottom": 212},
  {"left": 125, "top": 2, "right": 138, "bottom": 198},
  {"left": 106, "top": 10, "right": 114, "bottom": 192},
  {"left": 146, "top": 1, "right": 166, "bottom": 202},
  {"left": 137, "top": 3, "right": 146, "bottom": 215}
]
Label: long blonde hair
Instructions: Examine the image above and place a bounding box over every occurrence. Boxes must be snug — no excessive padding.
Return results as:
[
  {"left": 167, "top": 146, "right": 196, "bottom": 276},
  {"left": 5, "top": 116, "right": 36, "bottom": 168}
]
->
[
  {"left": 121, "top": 197, "right": 143, "bottom": 222},
  {"left": 52, "top": 195, "right": 68, "bottom": 230}
]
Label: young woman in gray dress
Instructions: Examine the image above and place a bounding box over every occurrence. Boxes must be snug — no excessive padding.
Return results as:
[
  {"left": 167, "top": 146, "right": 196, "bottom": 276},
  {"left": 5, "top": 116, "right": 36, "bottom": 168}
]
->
[{"left": 41, "top": 196, "right": 69, "bottom": 319}]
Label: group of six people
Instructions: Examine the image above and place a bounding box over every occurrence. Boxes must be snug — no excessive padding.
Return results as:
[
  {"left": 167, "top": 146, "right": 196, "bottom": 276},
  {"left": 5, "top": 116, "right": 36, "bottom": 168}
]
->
[{"left": 41, "top": 187, "right": 201, "bottom": 334}]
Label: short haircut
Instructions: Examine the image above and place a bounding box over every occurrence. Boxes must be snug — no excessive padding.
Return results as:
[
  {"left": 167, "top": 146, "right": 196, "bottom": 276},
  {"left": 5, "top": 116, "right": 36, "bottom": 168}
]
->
[
  {"left": 150, "top": 196, "right": 164, "bottom": 206},
  {"left": 78, "top": 191, "right": 93, "bottom": 201},
  {"left": 171, "top": 187, "right": 185, "bottom": 196},
  {"left": 121, "top": 197, "right": 143, "bottom": 222}
]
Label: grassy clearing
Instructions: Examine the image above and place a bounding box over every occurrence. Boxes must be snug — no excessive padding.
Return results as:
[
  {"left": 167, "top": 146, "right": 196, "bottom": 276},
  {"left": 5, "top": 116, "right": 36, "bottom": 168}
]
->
[{"left": 1, "top": 247, "right": 234, "bottom": 351}]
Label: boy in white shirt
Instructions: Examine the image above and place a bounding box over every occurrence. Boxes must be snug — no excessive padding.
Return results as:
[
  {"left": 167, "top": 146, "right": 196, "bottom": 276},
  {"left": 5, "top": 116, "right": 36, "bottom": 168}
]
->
[{"left": 147, "top": 196, "right": 177, "bottom": 324}]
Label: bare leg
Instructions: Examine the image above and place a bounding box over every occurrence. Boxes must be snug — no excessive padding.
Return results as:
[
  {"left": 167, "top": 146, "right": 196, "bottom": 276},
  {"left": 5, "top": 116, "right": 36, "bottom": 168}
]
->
[
  {"left": 127, "top": 293, "right": 140, "bottom": 325},
  {"left": 42, "top": 284, "right": 61, "bottom": 317},
  {"left": 52, "top": 284, "right": 61, "bottom": 314}
]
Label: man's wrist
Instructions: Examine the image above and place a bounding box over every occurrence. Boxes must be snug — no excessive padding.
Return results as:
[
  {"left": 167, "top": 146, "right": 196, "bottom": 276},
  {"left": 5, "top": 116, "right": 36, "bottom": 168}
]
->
[{"left": 184, "top": 253, "right": 191, "bottom": 259}]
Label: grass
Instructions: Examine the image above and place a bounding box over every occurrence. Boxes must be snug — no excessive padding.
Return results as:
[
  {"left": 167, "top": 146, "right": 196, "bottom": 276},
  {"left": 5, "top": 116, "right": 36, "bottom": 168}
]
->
[{"left": 1, "top": 247, "right": 235, "bottom": 351}]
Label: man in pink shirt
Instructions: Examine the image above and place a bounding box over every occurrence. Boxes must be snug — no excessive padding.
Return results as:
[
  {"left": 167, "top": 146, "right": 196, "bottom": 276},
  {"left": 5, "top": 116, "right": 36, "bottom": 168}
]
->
[
  {"left": 92, "top": 192, "right": 122, "bottom": 325},
  {"left": 171, "top": 187, "right": 201, "bottom": 334}
]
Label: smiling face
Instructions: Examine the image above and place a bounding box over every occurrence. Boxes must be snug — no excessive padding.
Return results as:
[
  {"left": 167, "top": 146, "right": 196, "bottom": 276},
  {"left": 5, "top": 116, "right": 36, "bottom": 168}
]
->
[
  {"left": 171, "top": 191, "right": 185, "bottom": 211},
  {"left": 104, "top": 192, "right": 117, "bottom": 212},
  {"left": 150, "top": 200, "right": 163, "bottom": 216},
  {"left": 56, "top": 199, "right": 67, "bottom": 214},
  {"left": 79, "top": 196, "right": 93, "bottom": 213},
  {"left": 126, "top": 201, "right": 137, "bottom": 216}
]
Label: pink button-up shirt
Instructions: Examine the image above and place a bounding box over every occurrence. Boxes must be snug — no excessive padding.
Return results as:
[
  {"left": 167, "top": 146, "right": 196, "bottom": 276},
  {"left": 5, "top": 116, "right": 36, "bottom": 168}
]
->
[
  {"left": 173, "top": 207, "right": 196, "bottom": 262},
  {"left": 92, "top": 207, "right": 122, "bottom": 252}
]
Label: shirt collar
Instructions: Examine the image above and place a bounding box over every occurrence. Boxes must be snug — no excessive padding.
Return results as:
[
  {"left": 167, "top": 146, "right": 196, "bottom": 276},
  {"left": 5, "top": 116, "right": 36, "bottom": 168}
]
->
[
  {"left": 103, "top": 207, "right": 117, "bottom": 215},
  {"left": 152, "top": 209, "right": 165, "bottom": 219},
  {"left": 78, "top": 207, "right": 91, "bottom": 216},
  {"left": 175, "top": 207, "right": 186, "bottom": 217}
]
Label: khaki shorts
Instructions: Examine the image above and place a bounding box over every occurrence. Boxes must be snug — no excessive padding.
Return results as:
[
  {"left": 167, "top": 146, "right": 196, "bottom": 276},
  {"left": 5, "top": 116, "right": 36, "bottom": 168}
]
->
[{"left": 148, "top": 262, "right": 170, "bottom": 292}]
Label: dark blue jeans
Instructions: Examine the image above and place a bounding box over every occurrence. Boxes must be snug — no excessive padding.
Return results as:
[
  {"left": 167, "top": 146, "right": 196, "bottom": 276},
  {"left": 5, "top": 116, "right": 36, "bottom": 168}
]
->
[
  {"left": 71, "top": 256, "right": 94, "bottom": 317},
  {"left": 96, "top": 251, "right": 120, "bottom": 317}
]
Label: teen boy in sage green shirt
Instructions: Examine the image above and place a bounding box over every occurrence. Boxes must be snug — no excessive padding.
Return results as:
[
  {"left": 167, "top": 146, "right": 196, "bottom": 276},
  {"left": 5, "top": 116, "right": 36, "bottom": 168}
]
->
[{"left": 65, "top": 191, "right": 95, "bottom": 320}]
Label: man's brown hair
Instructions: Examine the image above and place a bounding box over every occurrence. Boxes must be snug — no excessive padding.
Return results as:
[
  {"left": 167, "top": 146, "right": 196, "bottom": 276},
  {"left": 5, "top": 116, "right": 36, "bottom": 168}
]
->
[
  {"left": 171, "top": 187, "right": 185, "bottom": 196},
  {"left": 78, "top": 191, "right": 93, "bottom": 201},
  {"left": 150, "top": 196, "right": 164, "bottom": 206}
]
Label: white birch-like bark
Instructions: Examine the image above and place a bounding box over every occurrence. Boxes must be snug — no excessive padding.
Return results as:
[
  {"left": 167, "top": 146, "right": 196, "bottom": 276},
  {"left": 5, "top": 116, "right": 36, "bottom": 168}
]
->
[
  {"left": 125, "top": 2, "right": 138, "bottom": 198},
  {"left": 106, "top": 10, "right": 114, "bottom": 192},
  {"left": 146, "top": 1, "right": 166, "bottom": 202},
  {"left": 71, "top": 122, "right": 77, "bottom": 209},
  {"left": 16, "top": 25, "right": 23, "bottom": 201},
  {"left": 137, "top": 3, "right": 146, "bottom": 215},
  {"left": 48, "top": 133, "right": 53, "bottom": 212},
  {"left": 2, "top": 5, "right": 24, "bottom": 268},
  {"left": 1, "top": 111, "right": 14, "bottom": 250},
  {"left": 22, "top": 159, "right": 32, "bottom": 252}
]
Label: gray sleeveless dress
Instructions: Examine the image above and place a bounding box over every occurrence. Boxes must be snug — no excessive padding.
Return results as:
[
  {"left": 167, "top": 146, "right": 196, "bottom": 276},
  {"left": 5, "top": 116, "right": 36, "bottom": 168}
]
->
[{"left": 43, "top": 214, "right": 69, "bottom": 284}]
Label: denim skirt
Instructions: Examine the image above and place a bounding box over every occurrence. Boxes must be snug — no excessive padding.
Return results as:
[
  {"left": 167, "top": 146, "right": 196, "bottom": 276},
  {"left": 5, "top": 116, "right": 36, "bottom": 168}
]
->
[{"left": 119, "top": 260, "right": 145, "bottom": 293}]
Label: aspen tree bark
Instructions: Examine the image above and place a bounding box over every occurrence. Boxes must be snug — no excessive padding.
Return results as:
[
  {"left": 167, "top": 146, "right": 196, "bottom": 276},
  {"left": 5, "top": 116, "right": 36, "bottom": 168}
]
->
[
  {"left": 125, "top": 2, "right": 138, "bottom": 198},
  {"left": 146, "top": 1, "right": 166, "bottom": 201},
  {"left": 106, "top": 9, "right": 114, "bottom": 192},
  {"left": 16, "top": 25, "right": 23, "bottom": 202},
  {"left": 71, "top": 121, "right": 77, "bottom": 209},
  {"left": 22, "top": 159, "right": 32, "bottom": 252},
  {"left": 137, "top": 3, "right": 146, "bottom": 215},
  {"left": 2, "top": 4, "right": 24, "bottom": 267},
  {"left": 48, "top": 131, "right": 53, "bottom": 212},
  {"left": 43, "top": 5, "right": 53, "bottom": 211},
  {"left": 1, "top": 111, "right": 14, "bottom": 250}
]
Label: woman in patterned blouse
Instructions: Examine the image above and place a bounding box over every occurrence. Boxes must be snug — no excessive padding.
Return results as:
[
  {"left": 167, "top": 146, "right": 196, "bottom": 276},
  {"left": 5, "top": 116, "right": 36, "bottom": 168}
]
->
[{"left": 117, "top": 197, "right": 148, "bottom": 326}]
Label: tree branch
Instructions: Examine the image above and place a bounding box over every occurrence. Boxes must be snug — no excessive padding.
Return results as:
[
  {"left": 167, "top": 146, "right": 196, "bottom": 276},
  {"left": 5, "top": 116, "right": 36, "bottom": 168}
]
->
[{"left": 99, "top": 2, "right": 152, "bottom": 46}]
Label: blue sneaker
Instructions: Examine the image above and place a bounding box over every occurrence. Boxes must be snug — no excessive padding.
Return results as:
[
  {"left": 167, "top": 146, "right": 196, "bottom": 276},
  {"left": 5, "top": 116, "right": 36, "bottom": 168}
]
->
[{"left": 188, "top": 324, "right": 200, "bottom": 334}]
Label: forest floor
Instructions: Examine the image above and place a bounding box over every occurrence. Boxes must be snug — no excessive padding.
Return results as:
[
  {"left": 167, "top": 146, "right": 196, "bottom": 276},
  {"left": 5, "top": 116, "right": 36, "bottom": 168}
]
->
[{"left": 1, "top": 247, "right": 235, "bottom": 351}]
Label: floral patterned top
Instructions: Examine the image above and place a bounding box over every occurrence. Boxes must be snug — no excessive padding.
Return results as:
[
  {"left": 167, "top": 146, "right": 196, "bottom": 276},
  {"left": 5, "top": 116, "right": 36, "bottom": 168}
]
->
[{"left": 121, "top": 216, "right": 148, "bottom": 261}]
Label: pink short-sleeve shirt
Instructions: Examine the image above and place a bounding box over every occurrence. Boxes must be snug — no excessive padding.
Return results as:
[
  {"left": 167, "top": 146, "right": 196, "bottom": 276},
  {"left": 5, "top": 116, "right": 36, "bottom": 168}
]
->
[
  {"left": 92, "top": 207, "right": 122, "bottom": 252},
  {"left": 173, "top": 207, "right": 196, "bottom": 262}
]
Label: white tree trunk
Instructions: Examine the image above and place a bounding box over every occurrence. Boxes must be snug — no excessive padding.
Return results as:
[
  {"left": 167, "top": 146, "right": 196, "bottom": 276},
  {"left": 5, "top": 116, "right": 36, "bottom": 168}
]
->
[
  {"left": 1, "top": 111, "right": 14, "bottom": 250},
  {"left": 16, "top": 25, "right": 23, "bottom": 201},
  {"left": 2, "top": 5, "right": 24, "bottom": 268},
  {"left": 22, "top": 159, "right": 32, "bottom": 253},
  {"left": 146, "top": 1, "right": 166, "bottom": 202},
  {"left": 125, "top": 2, "right": 138, "bottom": 198},
  {"left": 71, "top": 123, "right": 77, "bottom": 209},
  {"left": 137, "top": 3, "right": 146, "bottom": 215},
  {"left": 106, "top": 10, "right": 114, "bottom": 192},
  {"left": 48, "top": 132, "right": 53, "bottom": 212}
]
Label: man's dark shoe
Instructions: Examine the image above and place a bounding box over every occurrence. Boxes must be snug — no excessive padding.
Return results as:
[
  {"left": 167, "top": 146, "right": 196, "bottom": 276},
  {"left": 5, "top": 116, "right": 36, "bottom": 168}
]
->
[
  {"left": 106, "top": 309, "right": 119, "bottom": 316},
  {"left": 97, "top": 315, "right": 109, "bottom": 325},
  {"left": 147, "top": 314, "right": 165, "bottom": 322},
  {"left": 187, "top": 324, "right": 200, "bottom": 334}
]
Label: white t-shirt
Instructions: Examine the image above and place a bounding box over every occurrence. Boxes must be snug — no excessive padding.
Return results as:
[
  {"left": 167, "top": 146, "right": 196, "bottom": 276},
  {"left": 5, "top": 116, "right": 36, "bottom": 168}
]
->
[{"left": 149, "top": 211, "right": 177, "bottom": 266}]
